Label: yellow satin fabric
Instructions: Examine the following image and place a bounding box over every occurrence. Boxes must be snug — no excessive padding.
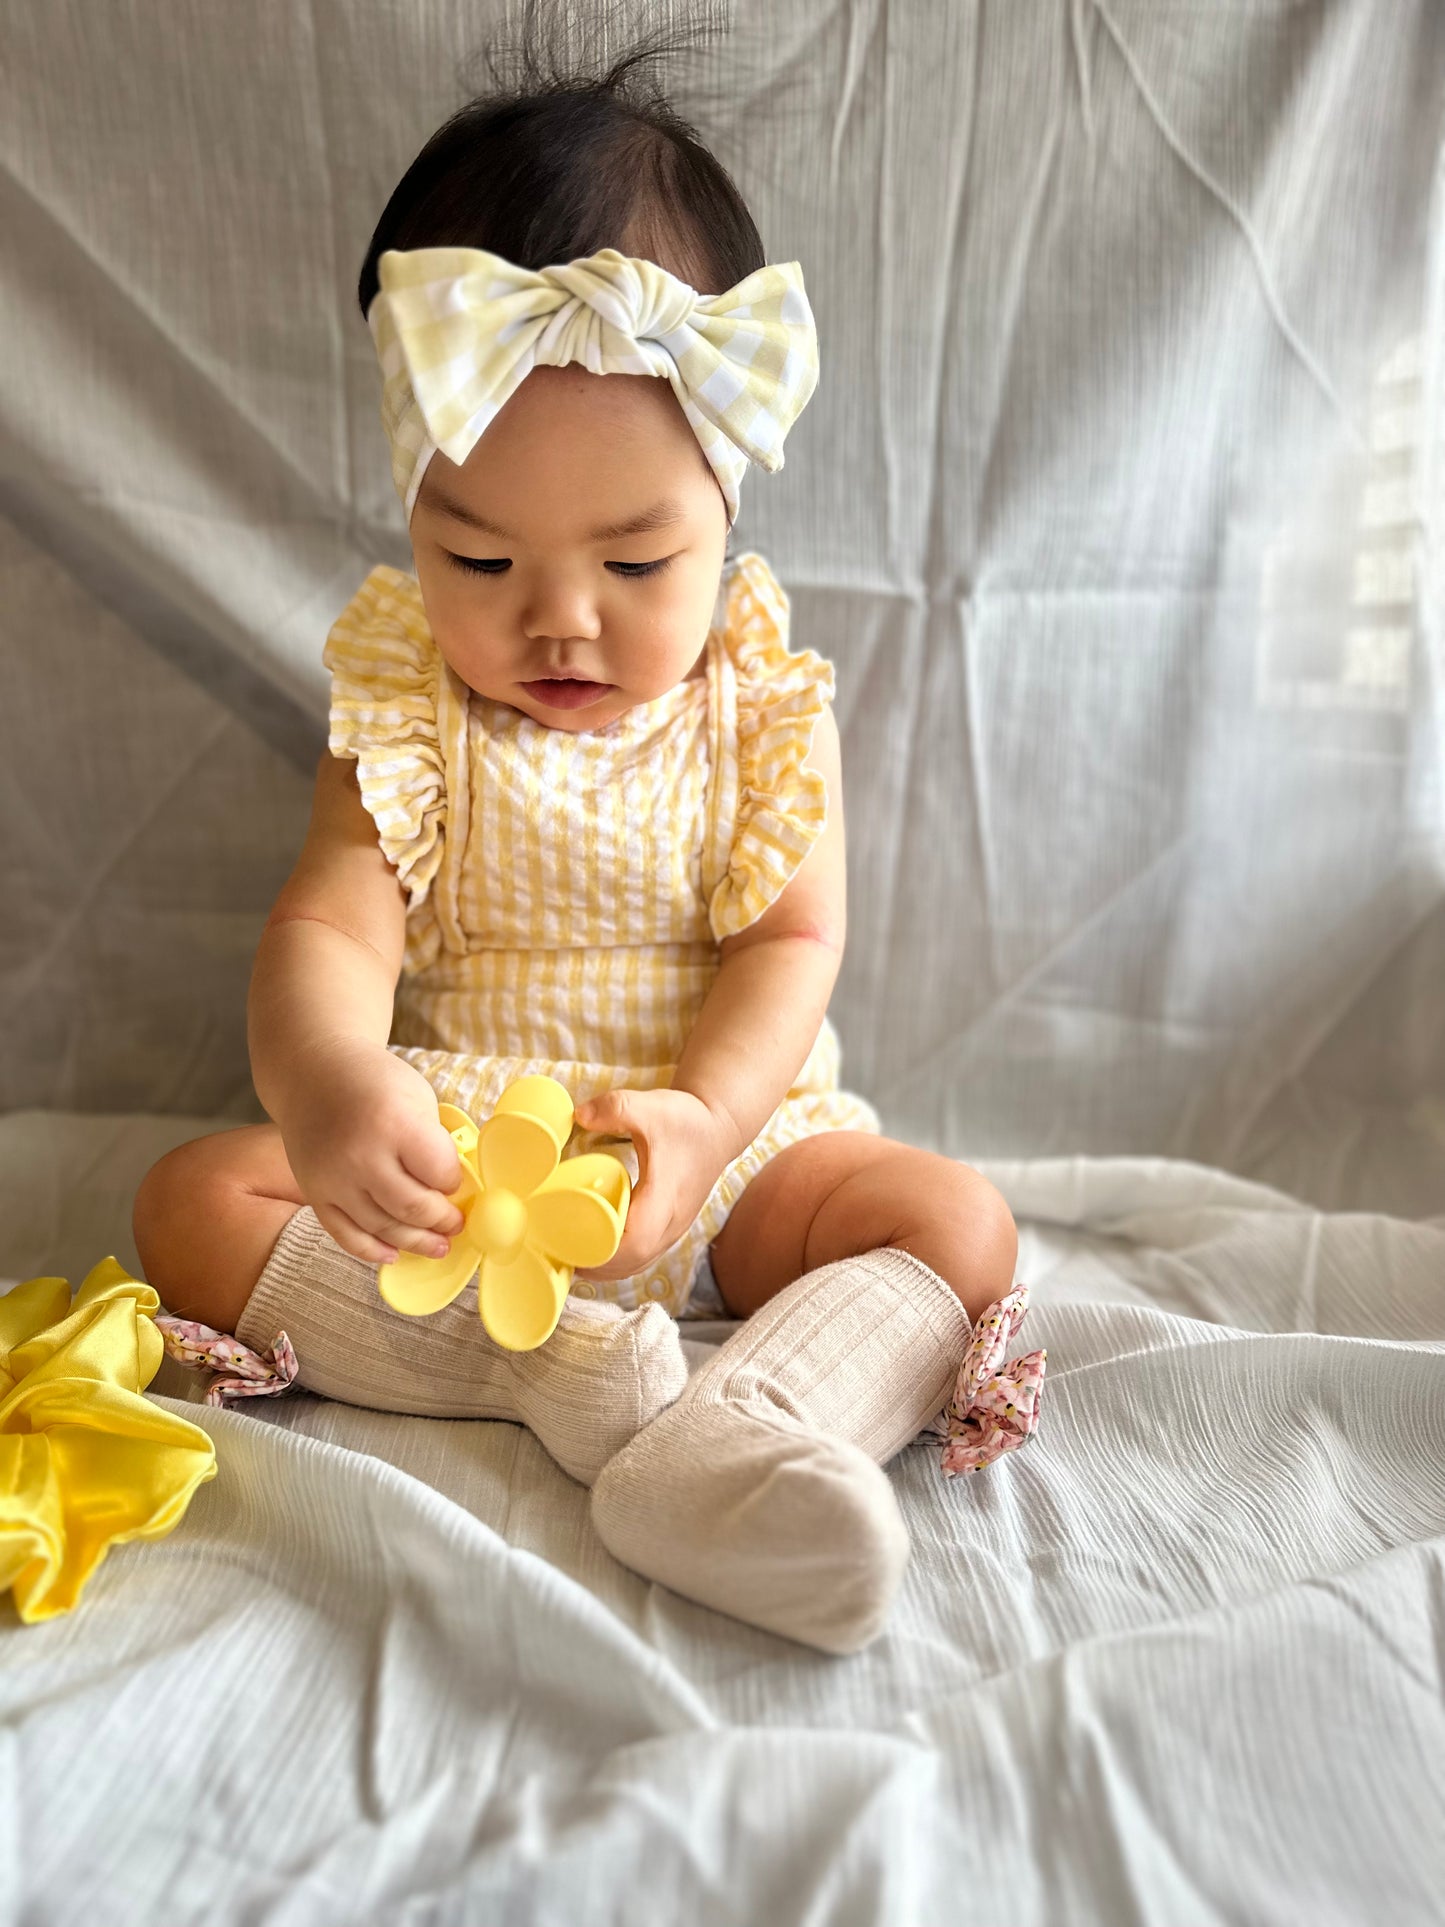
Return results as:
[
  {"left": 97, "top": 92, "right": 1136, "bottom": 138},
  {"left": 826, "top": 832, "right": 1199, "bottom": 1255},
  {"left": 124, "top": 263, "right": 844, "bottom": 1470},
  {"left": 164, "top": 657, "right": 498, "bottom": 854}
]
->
[{"left": 1, "top": 1259, "right": 217, "bottom": 1623}]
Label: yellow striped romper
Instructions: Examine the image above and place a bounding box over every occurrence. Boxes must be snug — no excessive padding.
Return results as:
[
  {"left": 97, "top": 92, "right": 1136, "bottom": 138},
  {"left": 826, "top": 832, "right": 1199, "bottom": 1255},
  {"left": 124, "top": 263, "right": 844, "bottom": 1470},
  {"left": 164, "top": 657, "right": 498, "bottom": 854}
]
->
[{"left": 323, "top": 547, "right": 881, "bottom": 1318}]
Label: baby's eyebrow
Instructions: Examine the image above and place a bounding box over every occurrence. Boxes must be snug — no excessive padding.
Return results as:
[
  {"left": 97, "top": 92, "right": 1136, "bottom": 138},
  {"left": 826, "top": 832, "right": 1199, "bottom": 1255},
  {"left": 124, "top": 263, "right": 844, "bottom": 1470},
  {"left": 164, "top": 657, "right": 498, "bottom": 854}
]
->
[
  {"left": 425, "top": 489, "right": 683, "bottom": 543},
  {"left": 586, "top": 499, "right": 685, "bottom": 542},
  {"left": 425, "top": 492, "right": 508, "bottom": 534}
]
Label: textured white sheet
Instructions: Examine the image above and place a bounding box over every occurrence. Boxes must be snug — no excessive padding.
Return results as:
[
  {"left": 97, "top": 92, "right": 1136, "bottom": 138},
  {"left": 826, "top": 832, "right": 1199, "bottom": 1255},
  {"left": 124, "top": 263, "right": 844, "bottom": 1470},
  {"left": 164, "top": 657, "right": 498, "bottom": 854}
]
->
[{"left": 4, "top": 1149, "right": 1443, "bottom": 1924}]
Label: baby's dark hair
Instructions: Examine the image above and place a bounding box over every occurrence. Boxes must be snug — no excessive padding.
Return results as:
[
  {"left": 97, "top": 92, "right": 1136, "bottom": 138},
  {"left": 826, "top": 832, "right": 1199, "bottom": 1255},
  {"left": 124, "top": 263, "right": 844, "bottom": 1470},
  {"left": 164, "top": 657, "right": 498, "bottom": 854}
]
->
[{"left": 357, "top": 8, "right": 765, "bottom": 318}]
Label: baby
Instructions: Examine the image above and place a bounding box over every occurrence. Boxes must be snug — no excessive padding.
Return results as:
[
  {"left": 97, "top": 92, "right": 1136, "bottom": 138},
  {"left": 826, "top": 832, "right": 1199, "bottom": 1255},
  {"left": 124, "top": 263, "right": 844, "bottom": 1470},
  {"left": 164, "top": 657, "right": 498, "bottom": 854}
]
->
[{"left": 134, "top": 43, "right": 1044, "bottom": 1654}]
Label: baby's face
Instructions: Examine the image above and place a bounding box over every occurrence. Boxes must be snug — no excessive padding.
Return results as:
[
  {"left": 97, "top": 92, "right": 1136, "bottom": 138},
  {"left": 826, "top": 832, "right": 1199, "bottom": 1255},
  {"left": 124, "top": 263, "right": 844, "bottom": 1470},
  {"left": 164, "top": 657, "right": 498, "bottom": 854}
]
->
[{"left": 408, "top": 365, "right": 729, "bottom": 731}]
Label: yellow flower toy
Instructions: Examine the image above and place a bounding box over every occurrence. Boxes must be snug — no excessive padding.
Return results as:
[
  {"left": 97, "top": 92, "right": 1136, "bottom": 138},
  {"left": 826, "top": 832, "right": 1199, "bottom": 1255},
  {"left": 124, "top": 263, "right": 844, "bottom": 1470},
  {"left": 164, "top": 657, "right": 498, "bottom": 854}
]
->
[
  {"left": 377, "top": 1075, "right": 632, "bottom": 1352},
  {"left": 1, "top": 1259, "right": 217, "bottom": 1623}
]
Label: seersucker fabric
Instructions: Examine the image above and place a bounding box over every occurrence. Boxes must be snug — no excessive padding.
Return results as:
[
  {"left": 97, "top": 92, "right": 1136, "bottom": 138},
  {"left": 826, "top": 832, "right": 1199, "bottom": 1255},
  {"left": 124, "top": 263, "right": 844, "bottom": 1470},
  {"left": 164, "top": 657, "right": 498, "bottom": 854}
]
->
[{"left": 323, "top": 548, "right": 880, "bottom": 1316}]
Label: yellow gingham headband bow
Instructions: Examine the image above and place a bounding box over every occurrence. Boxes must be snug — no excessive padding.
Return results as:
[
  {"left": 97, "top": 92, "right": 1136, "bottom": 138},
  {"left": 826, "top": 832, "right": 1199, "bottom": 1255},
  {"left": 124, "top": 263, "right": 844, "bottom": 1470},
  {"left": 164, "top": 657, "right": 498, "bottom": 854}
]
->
[{"left": 367, "top": 245, "right": 819, "bottom": 527}]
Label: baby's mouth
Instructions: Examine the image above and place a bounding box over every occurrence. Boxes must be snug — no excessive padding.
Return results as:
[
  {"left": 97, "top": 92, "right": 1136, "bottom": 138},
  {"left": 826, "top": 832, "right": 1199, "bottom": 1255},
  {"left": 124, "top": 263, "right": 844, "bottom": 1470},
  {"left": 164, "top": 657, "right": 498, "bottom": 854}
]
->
[{"left": 521, "top": 675, "right": 614, "bottom": 710}]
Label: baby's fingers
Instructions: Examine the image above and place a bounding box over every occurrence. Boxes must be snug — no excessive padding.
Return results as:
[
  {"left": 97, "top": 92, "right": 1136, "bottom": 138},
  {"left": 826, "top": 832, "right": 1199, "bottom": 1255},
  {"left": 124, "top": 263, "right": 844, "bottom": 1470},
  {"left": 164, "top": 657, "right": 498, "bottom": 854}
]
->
[
  {"left": 314, "top": 1202, "right": 402, "bottom": 1267},
  {"left": 367, "top": 1166, "right": 466, "bottom": 1244},
  {"left": 314, "top": 1192, "right": 455, "bottom": 1267},
  {"left": 574, "top": 1091, "right": 649, "bottom": 1187},
  {"left": 397, "top": 1116, "right": 466, "bottom": 1204},
  {"left": 360, "top": 1189, "right": 459, "bottom": 1261}
]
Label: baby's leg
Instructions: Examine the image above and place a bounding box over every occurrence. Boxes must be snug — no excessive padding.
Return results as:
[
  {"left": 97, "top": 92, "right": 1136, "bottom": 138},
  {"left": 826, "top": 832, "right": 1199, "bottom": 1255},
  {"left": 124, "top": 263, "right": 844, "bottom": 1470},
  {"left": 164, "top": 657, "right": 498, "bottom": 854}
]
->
[
  {"left": 592, "top": 1135, "right": 1028, "bottom": 1654},
  {"left": 708, "top": 1130, "right": 1018, "bottom": 1324},
  {"left": 132, "top": 1127, "right": 688, "bottom": 1486},
  {"left": 133, "top": 1125, "right": 306, "bottom": 1332}
]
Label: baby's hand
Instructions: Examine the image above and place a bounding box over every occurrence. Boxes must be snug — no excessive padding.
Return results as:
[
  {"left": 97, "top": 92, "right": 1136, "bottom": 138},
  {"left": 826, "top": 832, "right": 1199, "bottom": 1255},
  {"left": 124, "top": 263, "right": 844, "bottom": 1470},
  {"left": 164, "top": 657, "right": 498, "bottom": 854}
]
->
[
  {"left": 570, "top": 1087, "right": 735, "bottom": 1285},
  {"left": 278, "top": 1045, "right": 466, "bottom": 1267}
]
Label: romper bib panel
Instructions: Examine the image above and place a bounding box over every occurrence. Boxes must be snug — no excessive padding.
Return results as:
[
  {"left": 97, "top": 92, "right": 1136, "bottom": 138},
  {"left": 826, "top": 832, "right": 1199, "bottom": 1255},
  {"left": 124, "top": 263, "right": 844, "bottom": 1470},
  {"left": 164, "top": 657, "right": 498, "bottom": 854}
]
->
[{"left": 323, "top": 550, "right": 880, "bottom": 1314}]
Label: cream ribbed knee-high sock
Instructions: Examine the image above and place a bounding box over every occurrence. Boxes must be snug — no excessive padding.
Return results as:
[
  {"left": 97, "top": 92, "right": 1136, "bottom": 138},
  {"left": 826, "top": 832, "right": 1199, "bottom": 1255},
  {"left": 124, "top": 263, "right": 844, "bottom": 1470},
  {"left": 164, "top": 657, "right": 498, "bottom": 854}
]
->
[
  {"left": 589, "top": 1246, "right": 973, "bottom": 1655},
  {"left": 233, "top": 1205, "right": 689, "bottom": 1486}
]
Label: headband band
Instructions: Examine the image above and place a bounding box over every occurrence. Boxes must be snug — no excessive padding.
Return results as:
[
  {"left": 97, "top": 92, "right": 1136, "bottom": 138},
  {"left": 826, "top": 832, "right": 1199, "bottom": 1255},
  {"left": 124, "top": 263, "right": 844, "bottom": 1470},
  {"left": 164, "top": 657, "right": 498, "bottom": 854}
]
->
[{"left": 367, "top": 244, "right": 819, "bottom": 527}]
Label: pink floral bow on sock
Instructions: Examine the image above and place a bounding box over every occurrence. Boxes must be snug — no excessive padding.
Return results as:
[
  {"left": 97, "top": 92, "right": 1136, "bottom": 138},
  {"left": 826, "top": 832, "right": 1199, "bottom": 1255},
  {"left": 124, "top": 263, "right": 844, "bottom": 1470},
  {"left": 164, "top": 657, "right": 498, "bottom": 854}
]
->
[
  {"left": 154, "top": 1316, "right": 299, "bottom": 1408},
  {"left": 920, "top": 1282, "right": 1046, "bottom": 1477}
]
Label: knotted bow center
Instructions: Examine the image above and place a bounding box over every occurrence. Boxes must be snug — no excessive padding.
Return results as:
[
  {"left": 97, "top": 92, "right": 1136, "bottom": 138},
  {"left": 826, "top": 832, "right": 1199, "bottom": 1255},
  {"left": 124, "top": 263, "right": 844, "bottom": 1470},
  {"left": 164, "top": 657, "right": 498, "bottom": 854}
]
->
[{"left": 531, "top": 256, "right": 699, "bottom": 373}]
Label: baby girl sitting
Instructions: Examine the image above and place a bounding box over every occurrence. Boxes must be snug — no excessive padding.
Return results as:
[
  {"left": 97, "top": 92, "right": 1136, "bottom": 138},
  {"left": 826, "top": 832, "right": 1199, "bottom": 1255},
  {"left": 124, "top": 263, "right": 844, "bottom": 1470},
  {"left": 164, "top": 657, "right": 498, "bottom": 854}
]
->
[{"left": 134, "top": 44, "right": 1044, "bottom": 1655}]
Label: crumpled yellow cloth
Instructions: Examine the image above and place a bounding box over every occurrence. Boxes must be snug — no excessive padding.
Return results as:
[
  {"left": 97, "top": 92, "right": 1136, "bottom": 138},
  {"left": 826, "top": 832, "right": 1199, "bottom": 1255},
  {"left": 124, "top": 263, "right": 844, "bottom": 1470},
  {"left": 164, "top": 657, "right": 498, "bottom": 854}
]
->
[{"left": 1, "top": 1258, "right": 217, "bottom": 1623}]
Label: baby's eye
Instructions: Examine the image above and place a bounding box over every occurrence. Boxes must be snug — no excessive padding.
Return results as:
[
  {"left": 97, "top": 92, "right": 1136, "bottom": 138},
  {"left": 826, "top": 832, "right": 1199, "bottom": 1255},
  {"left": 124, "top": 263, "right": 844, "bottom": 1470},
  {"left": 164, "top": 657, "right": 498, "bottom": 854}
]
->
[
  {"left": 445, "top": 553, "right": 509, "bottom": 576},
  {"left": 608, "top": 557, "right": 673, "bottom": 578}
]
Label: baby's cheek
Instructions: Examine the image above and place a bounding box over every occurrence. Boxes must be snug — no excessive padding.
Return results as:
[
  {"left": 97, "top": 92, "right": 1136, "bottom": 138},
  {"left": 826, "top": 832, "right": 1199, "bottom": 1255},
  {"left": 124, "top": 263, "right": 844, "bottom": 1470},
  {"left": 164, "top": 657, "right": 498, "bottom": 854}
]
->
[
  {"left": 433, "top": 626, "right": 512, "bottom": 698},
  {"left": 619, "top": 635, "right": 709, "bottom": 703}
]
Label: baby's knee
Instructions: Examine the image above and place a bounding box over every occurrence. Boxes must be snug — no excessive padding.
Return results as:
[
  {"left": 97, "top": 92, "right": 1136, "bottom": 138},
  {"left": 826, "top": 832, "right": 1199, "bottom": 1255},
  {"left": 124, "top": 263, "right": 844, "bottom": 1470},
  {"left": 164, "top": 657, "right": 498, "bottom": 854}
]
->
[
  {"left": 133, "top": 1137, "right": 222, "bottom": 1284},
  {"left": 132, "top": 1130, "right": 287, "bottom": 1328},
  {"left": 889, "top": 1153, "right": 1019, "bottom": 1323},
  {"left": 134, "top": 1139, "right": 196, "bottom": 1255},
  {"left": 950, "top": 1165, "right": 1018, "bottom": 1302}
]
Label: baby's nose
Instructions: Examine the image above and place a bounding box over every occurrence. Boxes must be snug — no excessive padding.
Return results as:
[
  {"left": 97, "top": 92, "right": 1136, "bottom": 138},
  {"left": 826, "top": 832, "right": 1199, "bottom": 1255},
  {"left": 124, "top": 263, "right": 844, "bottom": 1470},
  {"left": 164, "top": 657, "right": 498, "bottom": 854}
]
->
[{"left": 521, "top": 586, "right": 604, "bottom": 642}]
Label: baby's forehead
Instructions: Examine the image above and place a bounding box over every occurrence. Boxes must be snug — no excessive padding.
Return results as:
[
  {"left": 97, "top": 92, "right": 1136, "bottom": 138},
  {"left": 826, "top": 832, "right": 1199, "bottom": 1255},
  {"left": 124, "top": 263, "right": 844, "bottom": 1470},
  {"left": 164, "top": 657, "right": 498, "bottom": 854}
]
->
[
  {"left": 443, "top": 368, "right": 712, "bottom": 480},
  {"left": 516, "top": 362, "right": 678, "bottom": 419},
  {"left": 407, "top": 335, "right": 730, "bottom": 539}
]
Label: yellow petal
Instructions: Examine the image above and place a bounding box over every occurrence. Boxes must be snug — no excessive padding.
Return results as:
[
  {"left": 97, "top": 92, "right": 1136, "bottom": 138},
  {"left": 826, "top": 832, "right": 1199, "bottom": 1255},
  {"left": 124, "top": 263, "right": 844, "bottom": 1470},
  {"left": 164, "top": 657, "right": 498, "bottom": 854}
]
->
[
  {"left": 437, "top": 1102, "right": 480, "bottom": 1155},
  {"left": 525, "top": 1155, "right": 631, "bottom": 1268},
  {"left": 378, "top": 1236, "right": 481, "bottom": 1317},
  {"left": 478, "top": 1248, "right": 568, "bottom": 1352},
  {"left": 493, "top": 1075, "right": 573, "bottom": 1143},
  {"left": 436, "top": 1104, "right": 482, "bottom": 1211},
  {"left": 477, "top": 1111, "right": 560, "bottom": 1199}
]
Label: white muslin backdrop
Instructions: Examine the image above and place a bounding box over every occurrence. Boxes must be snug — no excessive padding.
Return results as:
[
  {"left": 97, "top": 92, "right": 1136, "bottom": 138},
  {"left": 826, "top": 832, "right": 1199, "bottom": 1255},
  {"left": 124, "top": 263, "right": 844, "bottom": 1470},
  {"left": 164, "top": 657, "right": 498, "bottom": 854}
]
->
[{"left": 1, "top": 4, "right": 1442, "bottom": 1924}]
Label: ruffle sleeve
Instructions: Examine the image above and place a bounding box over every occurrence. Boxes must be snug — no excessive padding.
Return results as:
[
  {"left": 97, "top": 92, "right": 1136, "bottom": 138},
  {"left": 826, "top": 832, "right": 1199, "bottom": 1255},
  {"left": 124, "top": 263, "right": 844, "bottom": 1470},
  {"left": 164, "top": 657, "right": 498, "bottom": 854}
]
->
[
  {"left": 707, "top": 551, "right": 837, "bottom": 941},
  {"left": 322, "top": 564, "right": 448, "bottom": 914}
]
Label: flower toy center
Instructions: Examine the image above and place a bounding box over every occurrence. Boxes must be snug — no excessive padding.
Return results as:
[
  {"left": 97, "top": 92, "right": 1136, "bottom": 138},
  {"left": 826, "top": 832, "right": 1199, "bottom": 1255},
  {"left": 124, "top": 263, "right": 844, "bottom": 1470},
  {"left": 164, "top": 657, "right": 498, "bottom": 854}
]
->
[{"left": 377, "top": 1075, "right": 632, "bottom": 1352}]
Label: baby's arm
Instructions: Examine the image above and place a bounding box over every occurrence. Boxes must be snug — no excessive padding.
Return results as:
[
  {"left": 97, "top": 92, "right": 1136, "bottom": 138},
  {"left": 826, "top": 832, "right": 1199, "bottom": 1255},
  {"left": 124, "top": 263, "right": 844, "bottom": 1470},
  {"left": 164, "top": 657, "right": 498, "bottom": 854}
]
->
[
  {"left": 248, "top": 751, "right": 464, "bottom": 1263},
  {"left": 574, "top": 708, "right": 846, "bottom": 1281},
  {"left": 671, "top": 702, "right": 846, "bottom": 1150}
]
